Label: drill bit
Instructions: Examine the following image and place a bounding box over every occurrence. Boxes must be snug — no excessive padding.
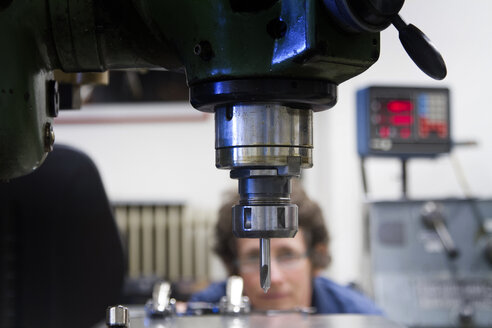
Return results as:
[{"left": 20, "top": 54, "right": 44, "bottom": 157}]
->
[{"left": 260, "top": 238, "right": 271, "bottom": 293}]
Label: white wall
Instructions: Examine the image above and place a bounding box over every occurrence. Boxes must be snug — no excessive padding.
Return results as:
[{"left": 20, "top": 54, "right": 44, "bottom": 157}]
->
[
  {"left": 55, "top": 104, "right": 235, "bottom": 207},
  {"left": 304, "top": 0, "right": 492, "bottom": 284},
  {"left": 55, "top": 0, "right": 492, "bottom": 284}
]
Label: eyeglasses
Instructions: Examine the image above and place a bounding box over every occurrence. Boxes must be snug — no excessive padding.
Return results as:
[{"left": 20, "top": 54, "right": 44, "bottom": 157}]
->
[{"left": 236, "top": 251, "right": 309, "bottom": 273}]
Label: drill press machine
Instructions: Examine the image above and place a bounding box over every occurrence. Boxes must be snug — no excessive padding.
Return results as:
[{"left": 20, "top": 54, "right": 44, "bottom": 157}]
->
[{"left": 0, "top": 0, "right": 445, "bottom": 292}]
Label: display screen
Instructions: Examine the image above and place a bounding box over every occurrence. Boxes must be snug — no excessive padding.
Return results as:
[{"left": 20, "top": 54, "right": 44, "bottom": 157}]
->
[
  {"left": 357, "top": 87, "right": 451, "bottom": 157},
  {"left": 370, "top": 94, "right": 449, "bottom": 142}
]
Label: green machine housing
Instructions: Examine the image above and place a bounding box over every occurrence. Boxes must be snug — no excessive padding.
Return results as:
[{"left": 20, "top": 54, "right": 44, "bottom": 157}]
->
[{"left": 0, "top": 0, "right": 379, "bottom": 179}]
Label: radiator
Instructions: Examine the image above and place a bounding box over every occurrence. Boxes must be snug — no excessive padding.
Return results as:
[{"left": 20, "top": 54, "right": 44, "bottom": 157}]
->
[{"left": 113, "top": 203, "right": 222, "bottom": 282}]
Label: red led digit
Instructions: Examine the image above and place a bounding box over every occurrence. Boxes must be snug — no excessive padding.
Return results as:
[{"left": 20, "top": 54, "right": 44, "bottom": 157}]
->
[
  {"left": 391, "top": 115, "right": 413, "bottom": 125},
  {"left": 387, "top": 100, "right": 413, "bottom": 112},
  {"left": 400, "top": 128, "right": 411, "bottom": 139},
  {"left": 379, "top": 126, "right": 390, "bottom": 138}
]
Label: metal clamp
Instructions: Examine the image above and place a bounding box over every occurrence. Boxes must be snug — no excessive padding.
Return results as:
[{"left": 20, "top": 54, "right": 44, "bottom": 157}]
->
[
  {"left": 145, "top": 281, "right": 176, "bottom": 318},
  {"left": 220, "top": 276, "right": 250, "bottom": 315},
  {"left": 106, "top": 305, "right": 129, "bottom": 328}
]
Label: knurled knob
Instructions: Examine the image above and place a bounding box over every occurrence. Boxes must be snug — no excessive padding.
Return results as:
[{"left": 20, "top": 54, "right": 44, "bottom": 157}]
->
[{"left": 106, "top": 305, "right": 129, "bottom": 327}]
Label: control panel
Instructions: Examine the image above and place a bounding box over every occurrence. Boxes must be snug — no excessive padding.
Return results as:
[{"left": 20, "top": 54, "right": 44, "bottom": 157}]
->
[{"left": 357, "top": 86, "right": 451, "bottom": 157}]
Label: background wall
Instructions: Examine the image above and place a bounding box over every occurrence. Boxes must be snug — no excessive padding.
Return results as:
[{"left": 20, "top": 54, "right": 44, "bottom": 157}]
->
[{"left": 54, "top": 0, "right": 492, "bottom": 285}]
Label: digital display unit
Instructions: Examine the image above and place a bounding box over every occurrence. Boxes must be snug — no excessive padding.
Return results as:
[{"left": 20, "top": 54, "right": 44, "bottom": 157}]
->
[{"left": 357, "top": 86, "right": 451, "bottom": 157}]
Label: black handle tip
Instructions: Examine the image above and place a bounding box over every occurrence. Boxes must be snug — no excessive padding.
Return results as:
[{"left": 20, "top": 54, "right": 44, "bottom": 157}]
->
[{"left": 393, "top": 16, "right": 447, "bottom": 80}]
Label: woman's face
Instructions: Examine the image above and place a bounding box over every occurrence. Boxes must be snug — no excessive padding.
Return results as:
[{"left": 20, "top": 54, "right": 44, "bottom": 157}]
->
[{"left": 236, "top": 230, "right": 313, "bottom": 311}]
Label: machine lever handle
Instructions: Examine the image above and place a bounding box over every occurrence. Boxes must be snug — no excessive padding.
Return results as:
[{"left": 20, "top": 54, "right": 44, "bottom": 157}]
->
[
  {"left": 421, "top": 202, "right": 459, "bottom": 259},
  {"left": 391, "top": 15, "right": 447, "bottom": 80},
  {"left": 433, "top": 220, "right": 459, "bottom": 259},
  {"left": 323, "top": 1, "right": 447, "bottom": 80}
]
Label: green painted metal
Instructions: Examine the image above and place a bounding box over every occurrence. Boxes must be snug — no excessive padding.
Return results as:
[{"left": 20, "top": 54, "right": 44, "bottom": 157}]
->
[
  {"left": 48, "top": 0, "right": 182, "bottom": 71},
  {"left": 0, "top": 0, "right": 379, "bottom": 179},
  {"left": 46, "top": 0, "right": 379, "bottom": 82},
  {"left": 0, "top": 0, "right": 53, "bottom": 179},
  {"left": 49, "top": 0, "right": 103, "bottom": 71},
  {"left": 140, "top": 0, "right": 378, "bottom": 85}
]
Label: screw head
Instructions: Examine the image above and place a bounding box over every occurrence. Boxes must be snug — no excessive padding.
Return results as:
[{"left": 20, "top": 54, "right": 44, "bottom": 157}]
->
[
  {"left": 44, "top": 122, "right": 55, "bottom": 153},
  {"left": 106, "top": 305, "right": 129, "bottom": 327},
  {"left": 193, "top": 41, "right": 214, "bottom": 61}
]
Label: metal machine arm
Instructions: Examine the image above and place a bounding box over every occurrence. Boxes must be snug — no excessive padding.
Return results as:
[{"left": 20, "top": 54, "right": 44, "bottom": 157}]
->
[{"left": 0, "top": 0, "right": 444, "bottom": 291}]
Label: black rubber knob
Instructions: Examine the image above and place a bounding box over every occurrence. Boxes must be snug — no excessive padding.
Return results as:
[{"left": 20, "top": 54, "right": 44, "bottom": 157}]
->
[
  {"left": 392, "top": 15, "right": 447, "bottom": 80},
  {"left": 323, "top": 0, "right": 447, "bottom": 80}
]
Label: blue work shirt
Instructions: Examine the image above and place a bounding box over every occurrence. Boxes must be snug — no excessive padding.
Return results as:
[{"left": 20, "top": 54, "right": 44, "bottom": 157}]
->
[{"left": 188, "top": 276, "right": 383, "bottom": 315}]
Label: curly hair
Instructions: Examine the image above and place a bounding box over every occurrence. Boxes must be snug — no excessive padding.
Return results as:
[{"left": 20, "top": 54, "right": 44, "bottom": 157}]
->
[{"left": 214, "top": 178, "right": 331, "bottom": 275}]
